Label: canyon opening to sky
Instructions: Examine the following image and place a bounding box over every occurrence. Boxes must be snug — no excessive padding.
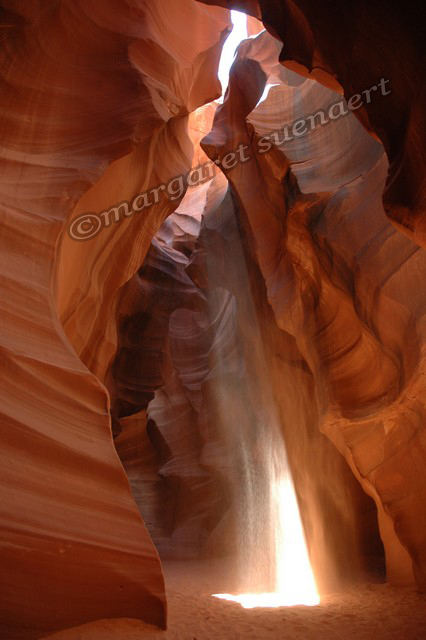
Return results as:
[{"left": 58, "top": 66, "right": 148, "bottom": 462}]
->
[{"left": 0, "top": 1, "right": 425, "bottom": 639}]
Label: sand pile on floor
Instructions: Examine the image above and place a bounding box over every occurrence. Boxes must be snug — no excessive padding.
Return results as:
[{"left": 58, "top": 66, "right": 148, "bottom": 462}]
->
[{"left": 43, "top": 560, "right": 426, "bottom": 640}]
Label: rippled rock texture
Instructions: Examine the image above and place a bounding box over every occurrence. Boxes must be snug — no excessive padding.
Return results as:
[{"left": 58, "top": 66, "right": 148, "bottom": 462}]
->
[
  {"left": 0, "top": 1, "right": 425, "bottom": 638},
  {"left": 0, "top": 1, "right": 229, "bottom": 637},
  {"left": 199, "top": 25, "right": 425, "bottom": 588},
  {"left": 199, "top": 0, "right": 426, "bottom": 245}
]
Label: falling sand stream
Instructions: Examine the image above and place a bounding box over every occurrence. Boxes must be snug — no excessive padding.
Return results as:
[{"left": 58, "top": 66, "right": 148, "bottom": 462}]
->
[{"left": 200, "top": 192, "right": 319, "bottom": 608}]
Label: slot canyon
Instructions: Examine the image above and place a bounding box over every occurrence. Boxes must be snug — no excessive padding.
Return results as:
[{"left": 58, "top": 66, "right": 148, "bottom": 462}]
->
[{"left": 0, "top": 1, "right": 425, "bottom": 638}]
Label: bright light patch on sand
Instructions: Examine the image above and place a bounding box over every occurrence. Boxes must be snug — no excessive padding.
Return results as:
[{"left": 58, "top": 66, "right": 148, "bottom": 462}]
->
[
  {"left": 218, "top": 11, "right": 248, "bottom": 97},
  {"left": 212, "top": 591, "right": 317, "bottom": 609},
  {"left": 213, "top": 475, "right": 319, "bottom": 608}
]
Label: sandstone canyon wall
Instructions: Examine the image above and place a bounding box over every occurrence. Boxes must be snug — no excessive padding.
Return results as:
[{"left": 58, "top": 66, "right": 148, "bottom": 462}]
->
[
  {"left": 199, "top": 25, "right": 426, "bottom": 588},
  {"left": 0, "top": 1, "right": 425, "bottom": 638},
  {"left": 198, "top": 0, "right": 426, "bottom": 245},
  {"left": 0, "top": 1, "right": 229, "bottom": 637}
]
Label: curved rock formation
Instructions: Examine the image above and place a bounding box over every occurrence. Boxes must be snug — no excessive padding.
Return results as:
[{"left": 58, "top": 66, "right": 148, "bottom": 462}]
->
[
  {"left": 0, "top": 1, "right": 229, "bottom": 637},
  {"left": 1, "top": 1, "right": 425, "bottom": 637},
  {"left": 198, "top": 0, "right": 426, "bottom": 247},
  {"left": 200, "top": 27, "right": 426, "bottom": 587},
  {"left": 111, "top": 188, "right": 384, "bottom": 590}
]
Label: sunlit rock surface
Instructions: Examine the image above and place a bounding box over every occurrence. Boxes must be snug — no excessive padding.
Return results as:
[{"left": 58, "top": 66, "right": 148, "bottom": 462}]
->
[
  {"left": 198, "top": 0, "right": 426, "bottom": 247},
  {"left": 200, "top": 26, "right": 426, "bottom": 588},
  {"left": 0, "top": 1, "right": 425, "bottom": 638},
  {"left": 0, "top": 1, "right": 229, "bottom": 637}
]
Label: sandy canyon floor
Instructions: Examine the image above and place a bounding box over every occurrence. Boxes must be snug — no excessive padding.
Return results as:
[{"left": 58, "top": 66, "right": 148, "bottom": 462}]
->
[{"left": 44, "top": 560, "right": 426, "bottom": 640}]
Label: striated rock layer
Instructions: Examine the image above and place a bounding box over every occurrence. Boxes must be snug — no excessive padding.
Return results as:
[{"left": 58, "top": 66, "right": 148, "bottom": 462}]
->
[
  {"left": 200, "top": 27, "right": 426, "bottom": 588},
  {"left": 1, "top": 1, "right": 425, "bottom": 637},
  {"left": 0, "top": 1, "right": 229, "bottom": 637},
  {"left": 198, "top": 0, "right": 426, "bottom": 247}
]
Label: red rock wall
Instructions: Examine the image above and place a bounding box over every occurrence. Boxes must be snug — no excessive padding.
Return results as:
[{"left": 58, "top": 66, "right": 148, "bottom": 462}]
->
[
  {"left": 1, "top": 1, "right": 425, "bottom": 637},
  {"left": 198, "top": 0, "right": 426, "bottom": 246},
  {"left": 200, "top": 26, "right": 426, "bottom": 588},
  {"left": 0, "top": 1, "right": 229, "bottom": 637},
  {"left": 110, "top": 178, "right": 385, "bottom": 592}
]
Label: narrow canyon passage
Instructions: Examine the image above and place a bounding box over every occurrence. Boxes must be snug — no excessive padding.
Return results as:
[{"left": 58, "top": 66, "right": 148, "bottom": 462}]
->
[
  {"left": 1, "top": 1, "right": 425, "bottom": 639},
  {"left": 109, "top": 173, "right": 322, "bottom": 606}
]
